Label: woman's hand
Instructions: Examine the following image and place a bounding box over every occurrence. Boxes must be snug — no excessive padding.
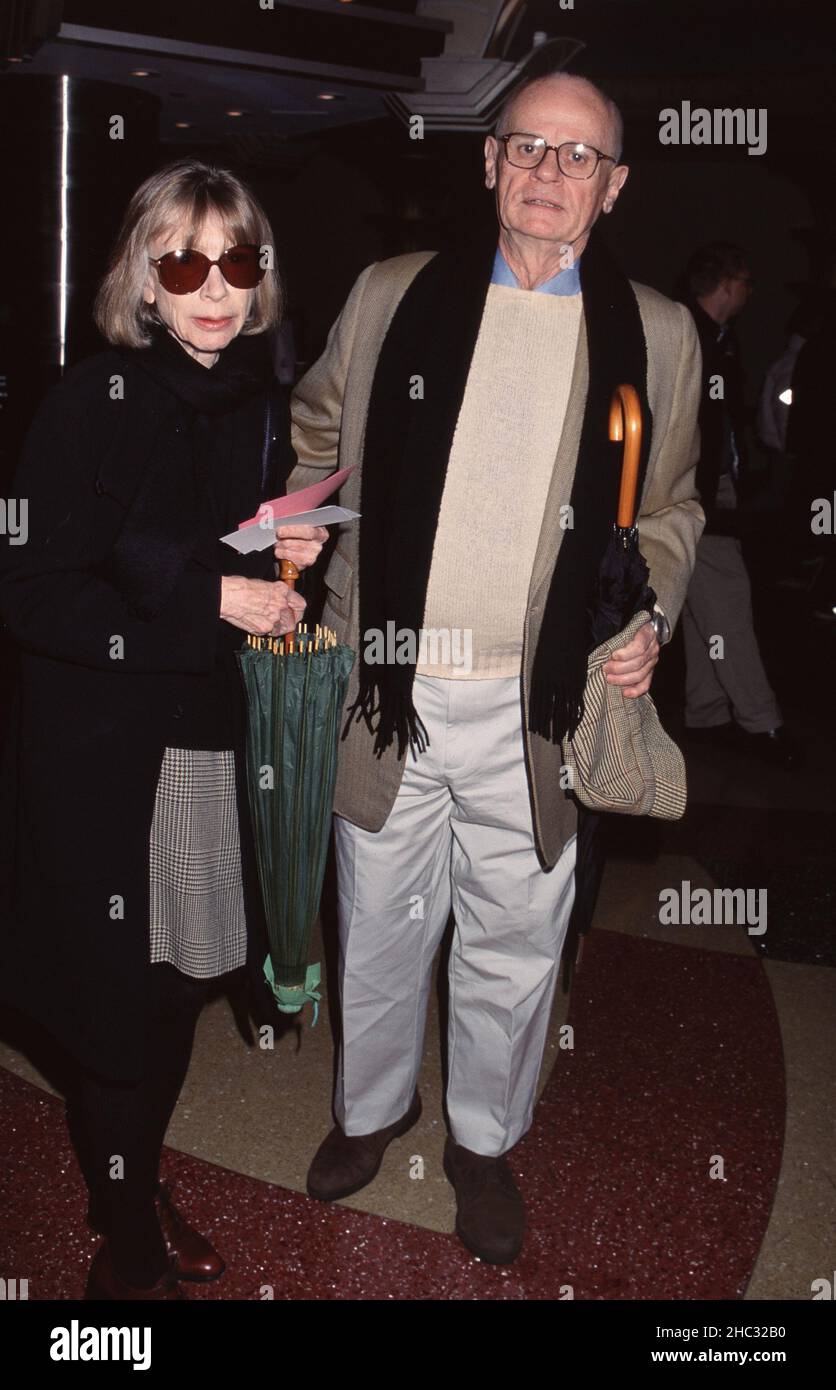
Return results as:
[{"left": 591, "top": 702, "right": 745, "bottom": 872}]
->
[
  {"left": 273, "top": 524, "right": 329, "bottom": 572},
  {"left": 220, "top": 576, "right": 306, "bottom": 636}
]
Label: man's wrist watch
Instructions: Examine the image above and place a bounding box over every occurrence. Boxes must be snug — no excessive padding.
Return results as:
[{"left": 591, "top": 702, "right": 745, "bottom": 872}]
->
[{"left": 650, "top": 609, "right": 671, "bottom": 646}]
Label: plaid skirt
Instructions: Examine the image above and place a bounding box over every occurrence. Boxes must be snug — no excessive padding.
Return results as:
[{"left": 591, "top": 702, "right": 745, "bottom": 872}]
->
[{"left": 149, "top": 747, "right": 247, "bottom": 978}]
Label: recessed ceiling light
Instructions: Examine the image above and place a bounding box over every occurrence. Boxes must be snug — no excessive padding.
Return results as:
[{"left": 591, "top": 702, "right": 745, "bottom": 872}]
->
[
  {"left": 226, "top": 110, "right": 244, "bottom": 117},
  {"left": 175, "top": 122, "right": 193, "bottom": 129},
  {"left": 317, "top": 92, "right": 346, "bottom": 101},
  {"left": 131, "top": 69, "right": 157, "bottom": 77}
]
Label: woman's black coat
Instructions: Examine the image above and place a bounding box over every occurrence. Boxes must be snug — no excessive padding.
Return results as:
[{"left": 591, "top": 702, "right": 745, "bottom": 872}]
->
[{"left": 0, "top": 343, "right": 296, "bottom": 1081}]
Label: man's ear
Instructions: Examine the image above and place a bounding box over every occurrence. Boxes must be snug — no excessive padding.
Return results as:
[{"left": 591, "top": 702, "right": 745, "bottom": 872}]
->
[
  {"left": 484, "top": 135, "right": 498, "bottom": 190},
  {"left": 603, "top": 163, "right": 629, "bottom": 213}
]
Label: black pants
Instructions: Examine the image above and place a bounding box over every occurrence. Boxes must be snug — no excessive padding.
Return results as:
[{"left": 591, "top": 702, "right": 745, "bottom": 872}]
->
[{"left": 66, "top": 962, "right": 209, "bottom": 1287}]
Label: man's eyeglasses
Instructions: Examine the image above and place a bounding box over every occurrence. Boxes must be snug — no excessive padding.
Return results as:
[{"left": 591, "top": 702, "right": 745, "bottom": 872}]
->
[
  {"left": 149, "top": 244, "right": 265, "bottom": 295},
  {"left": 498, "top": 133, "right": 617, "bottom": 179}
]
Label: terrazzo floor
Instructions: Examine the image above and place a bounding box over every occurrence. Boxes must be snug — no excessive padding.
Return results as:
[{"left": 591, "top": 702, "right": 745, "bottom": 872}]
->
[{"left": 0, "top": 578, "right": 833, "bottom": 1301}]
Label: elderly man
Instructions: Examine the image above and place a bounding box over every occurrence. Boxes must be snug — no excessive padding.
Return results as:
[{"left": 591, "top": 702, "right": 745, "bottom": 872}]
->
[{"left": 290, "top": 72, "right": 703, "bottom": 1264}]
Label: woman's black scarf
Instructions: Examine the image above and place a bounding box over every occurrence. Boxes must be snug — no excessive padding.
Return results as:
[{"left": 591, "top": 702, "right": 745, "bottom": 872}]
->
[
  {"left": 345, "top": 227, "right": 653, "bottom": 759},
  {"left": 104, "top": 320, "right": 274, "bottom": 620}
]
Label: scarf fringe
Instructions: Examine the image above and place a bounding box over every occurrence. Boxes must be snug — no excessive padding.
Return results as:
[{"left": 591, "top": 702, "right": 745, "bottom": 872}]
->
[
  {"left": 345, "top": 675, "right": 585, "bottom": 754},
  {"left": 343, "top": 677, "right": 430, "bottom": 760},
  {"left": 528, "top": 678, "right": 586, "bottom": 746}
]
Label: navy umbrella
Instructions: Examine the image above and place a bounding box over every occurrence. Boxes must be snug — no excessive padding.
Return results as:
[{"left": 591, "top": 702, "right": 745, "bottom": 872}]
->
[
  {"left": 562, "top": 384, "right": 657, "bottom": 993},
  {"left": 588, "top": 383, "right": 657, "bottom": 646}
]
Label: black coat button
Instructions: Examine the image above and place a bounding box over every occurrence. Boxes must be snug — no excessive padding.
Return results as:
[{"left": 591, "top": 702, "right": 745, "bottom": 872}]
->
[{"left": 173, "top": 703, "right": 183, "bottom": 719}]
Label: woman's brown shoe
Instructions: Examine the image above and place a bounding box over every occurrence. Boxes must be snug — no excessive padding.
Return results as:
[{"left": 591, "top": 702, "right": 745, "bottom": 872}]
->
[
  {"left": 85, "top": 1243, "right": 186, "bottom": 1301},
  {"left": 87, "top": 1182, "right": 225, "bottom": 1283},
  {"left": 156, "top": 1182, "right": 226, "bottom": 1283}
]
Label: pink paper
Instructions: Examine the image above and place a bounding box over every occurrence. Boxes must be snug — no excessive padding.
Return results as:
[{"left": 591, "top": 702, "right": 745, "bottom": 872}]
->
[{"left": 237, "top": 465, "right": 354, "bottom": 531}]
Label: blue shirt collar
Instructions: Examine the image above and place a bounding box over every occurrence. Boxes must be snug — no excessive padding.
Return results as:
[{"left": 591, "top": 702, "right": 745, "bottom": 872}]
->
[{"left": 491, "top": 246, "right": 581, "bottom": 296}]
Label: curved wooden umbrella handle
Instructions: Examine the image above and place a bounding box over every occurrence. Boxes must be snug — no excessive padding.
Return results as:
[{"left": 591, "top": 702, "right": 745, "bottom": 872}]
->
[
  {"left": 279, "top": 557, "right": 300, "bottom": 653},
  {"left": 608, "top": 383, "right": 643, "bottom": 528}
]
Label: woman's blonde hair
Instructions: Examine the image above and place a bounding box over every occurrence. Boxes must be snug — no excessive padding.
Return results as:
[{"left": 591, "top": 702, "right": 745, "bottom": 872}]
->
[{"left": 94, "top": 158, "right": 282, "bottom": 348}]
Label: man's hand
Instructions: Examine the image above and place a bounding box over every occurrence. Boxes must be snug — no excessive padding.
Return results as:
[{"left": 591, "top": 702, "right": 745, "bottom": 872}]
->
[
  {"left": 220, "top": 576, "right": 306, "bottom": 636},
  {"left": 273, "top": 524, "right": 329, "bottom": 571},
  {"left": 603, "top": 619, "right": 659, "bottom": 697}
]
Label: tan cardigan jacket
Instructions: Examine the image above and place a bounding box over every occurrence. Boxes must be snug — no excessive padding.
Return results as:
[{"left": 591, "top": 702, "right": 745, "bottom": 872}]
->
[{"left": 289, "top": 252, "right": 704, "bottom": 870}]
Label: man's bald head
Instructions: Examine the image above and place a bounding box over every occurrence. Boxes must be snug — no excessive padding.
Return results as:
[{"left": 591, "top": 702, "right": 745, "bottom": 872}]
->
[
  {"left": 484, "top": 68, "right": 630, "bottom": 275},
  {"left": 495, "top": 72, "right": 624, "bottom": 164}
]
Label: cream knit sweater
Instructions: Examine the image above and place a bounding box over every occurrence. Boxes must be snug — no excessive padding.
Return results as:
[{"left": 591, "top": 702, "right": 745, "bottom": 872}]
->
[{"left": 416, "top": 284, "right": 583, "bottom": 678}]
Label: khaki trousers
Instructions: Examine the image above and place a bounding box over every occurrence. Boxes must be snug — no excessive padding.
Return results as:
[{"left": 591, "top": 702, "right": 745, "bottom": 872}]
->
[
  {"left": 682, "top": 533, "right": 782, "bottom": 733},
  {"left": 333, "top": 673, "right": 577, "bottom": 1156}
]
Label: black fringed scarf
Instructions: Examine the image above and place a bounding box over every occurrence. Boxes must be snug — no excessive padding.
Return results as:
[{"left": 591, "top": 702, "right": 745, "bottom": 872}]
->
[
  {"left": 103, "top": 321, "right": 275, "bottom": 620},
  {"left": 344, "top": 228, "right": 654, "bottom": 759}
]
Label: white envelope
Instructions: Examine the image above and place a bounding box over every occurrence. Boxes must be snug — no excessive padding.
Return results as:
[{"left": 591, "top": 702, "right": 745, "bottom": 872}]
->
[{"left": 220, "top": 504, "right": 360, "bottom": 555}]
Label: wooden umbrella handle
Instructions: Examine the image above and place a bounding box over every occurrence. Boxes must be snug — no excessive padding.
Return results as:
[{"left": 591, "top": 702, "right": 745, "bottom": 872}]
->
[
  {"left": 279, "top": 557, "right": 300, "bottom": 653},
  {"left": 609, "top": 383, "right": 643, "bottom": 528}
]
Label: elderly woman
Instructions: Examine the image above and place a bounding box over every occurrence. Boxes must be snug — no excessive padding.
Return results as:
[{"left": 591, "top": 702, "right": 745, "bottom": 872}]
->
[{"left": 0, "top": 159, "right": 326, "bottom": 1300}]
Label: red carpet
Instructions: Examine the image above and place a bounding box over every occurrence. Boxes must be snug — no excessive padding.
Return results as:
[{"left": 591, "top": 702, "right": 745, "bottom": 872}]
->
[{"left": 0, "top": 930, "right": 784, "bottom": 1299}]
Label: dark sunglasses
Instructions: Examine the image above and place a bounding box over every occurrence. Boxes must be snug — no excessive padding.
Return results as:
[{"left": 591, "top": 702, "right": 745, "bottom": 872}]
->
[{"left": 149, "top": 243, "right": 266, "bottom": 294}]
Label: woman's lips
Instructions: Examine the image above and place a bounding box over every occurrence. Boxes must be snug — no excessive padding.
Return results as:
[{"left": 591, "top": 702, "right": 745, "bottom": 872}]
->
[{"left": 193, "top": 316, "right": 233, "bottom": 330}]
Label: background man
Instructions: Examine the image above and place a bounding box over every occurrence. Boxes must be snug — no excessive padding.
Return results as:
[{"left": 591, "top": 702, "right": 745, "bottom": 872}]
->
[{"left": 680, "top": 242, "right": 793, "bottom": 763}]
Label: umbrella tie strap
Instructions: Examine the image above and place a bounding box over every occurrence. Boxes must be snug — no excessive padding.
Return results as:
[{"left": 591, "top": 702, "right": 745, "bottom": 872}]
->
[{"left": 263, "top": 958, "right": 322, "bottom": 1026}]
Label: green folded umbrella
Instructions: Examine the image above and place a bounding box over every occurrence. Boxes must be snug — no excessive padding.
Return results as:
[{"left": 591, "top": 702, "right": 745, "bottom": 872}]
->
[{"left": 236, "top": 626, "right": 355, "bottom": 1023}]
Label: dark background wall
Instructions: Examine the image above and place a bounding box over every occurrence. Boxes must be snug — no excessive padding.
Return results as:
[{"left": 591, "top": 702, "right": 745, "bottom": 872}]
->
[
  {"left": 249, "top": 132, "right": 815, "bottom": 400},
  {"left": 1, "top": 0, "right": 832, "bottom": 468}
]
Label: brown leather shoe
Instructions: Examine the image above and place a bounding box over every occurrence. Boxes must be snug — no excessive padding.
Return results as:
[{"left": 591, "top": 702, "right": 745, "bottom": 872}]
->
[
  {"left": 156, "top": 1182, "right": 225, "bottom": 1283},
  {"left": 443, "top": 1137, "right": 526, "bottom": 1265},
  {"left": 87, "top": 1183, "right": 225, "bottom": 1283},
  {"left": 85, "top": 1242, "right": 186, "bottom": 1301},
  {"left": 307, "top": 1090, "right": 422, "bottom": 1201}
]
